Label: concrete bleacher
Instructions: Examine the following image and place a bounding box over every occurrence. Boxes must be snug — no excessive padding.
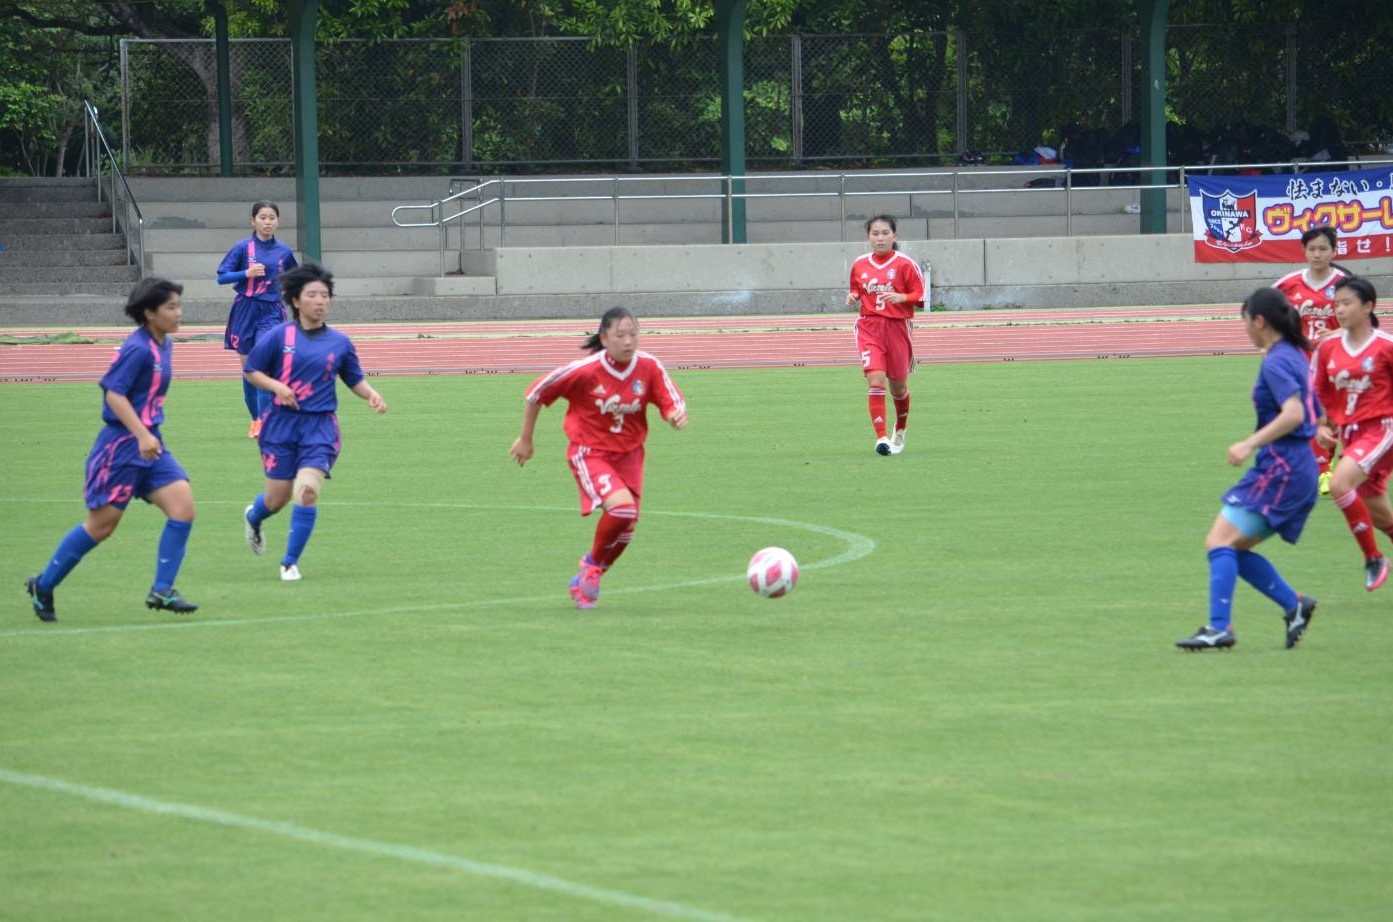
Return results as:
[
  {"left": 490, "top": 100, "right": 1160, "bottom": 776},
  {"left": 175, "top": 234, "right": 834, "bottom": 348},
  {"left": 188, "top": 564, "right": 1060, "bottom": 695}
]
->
[{"left": 1, "top": 172, "right": 1389, "bottom": 324}]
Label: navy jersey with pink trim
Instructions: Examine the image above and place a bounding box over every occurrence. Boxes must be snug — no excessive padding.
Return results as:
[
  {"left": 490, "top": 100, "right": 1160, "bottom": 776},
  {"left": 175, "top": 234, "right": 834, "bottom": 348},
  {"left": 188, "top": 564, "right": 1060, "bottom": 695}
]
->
[
  {"left": 99, "top": 327, "right": 172, "bottom": 428},
  {"left": 216, "top": 235, "right": 298, "bottom": 302},
  {"left": 244, "top": 323, "right": 365, "bottom": 414},
  {"left": 526, "top": 350, "right": 684, "bottom": 452},
  {"left": 848, "top": 250, "right": 925, "bottom": 320}
]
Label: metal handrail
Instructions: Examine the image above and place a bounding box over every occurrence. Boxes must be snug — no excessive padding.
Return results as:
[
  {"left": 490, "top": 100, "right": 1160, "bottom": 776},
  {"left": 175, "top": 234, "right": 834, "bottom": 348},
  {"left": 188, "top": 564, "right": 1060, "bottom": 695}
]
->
[
  {"left": 82, "top": 100, "right": 145, "bottom": 276},
  {"left": 391, "top": 158, "right": 1393, "bottom": 277}
]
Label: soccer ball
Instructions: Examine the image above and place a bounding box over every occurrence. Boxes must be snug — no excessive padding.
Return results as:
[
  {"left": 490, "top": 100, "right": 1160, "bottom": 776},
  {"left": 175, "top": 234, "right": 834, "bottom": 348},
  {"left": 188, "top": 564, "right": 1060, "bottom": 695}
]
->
[{"left": 747, "top": 546, "right": 798, "bottom": 598}]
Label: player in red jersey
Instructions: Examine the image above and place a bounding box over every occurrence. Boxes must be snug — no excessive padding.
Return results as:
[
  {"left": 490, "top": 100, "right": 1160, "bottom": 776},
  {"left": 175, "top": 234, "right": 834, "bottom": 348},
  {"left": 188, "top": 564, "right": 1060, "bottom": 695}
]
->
[
  {"left": 1273, "top": 226, "right": 1349, "bottom": 493},
  {"left": 510, "top": 308, "right": 688, "bottom": 610},
  {"left": 1311, "top": 276, "right": 1393, "bottom": 591},
  {"left": 845, "top": 214, "right": 926, "bottom": 456}
]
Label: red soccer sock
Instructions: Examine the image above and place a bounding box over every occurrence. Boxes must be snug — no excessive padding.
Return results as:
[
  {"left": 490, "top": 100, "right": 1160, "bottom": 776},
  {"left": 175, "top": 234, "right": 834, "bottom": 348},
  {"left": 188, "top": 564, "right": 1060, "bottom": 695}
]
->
[
  {"left": 1334, "top": 490, "right": 1382, "bottom": 559},
  {"left": 868, "top": 386, "right": 888, "bottom": 438},
  {"left": 893, "top": 391, "right": 910, "bottom": 433},
  {"left": 591, "top": 504, "right": 638, "bottom": 569},
  {"left": 1310, "top": 436, "right": 1330, "bottom": 473}
]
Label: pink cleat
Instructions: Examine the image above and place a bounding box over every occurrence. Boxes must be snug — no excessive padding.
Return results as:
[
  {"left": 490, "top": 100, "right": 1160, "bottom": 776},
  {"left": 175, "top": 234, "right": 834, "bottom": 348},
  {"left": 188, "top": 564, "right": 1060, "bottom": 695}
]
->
[{"left": 569, "top": 556, "right": 605, "bottom": 609}]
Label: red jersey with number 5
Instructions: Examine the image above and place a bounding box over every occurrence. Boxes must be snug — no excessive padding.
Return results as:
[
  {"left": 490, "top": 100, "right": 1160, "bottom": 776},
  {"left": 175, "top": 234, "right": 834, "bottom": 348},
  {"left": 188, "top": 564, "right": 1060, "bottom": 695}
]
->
[
  {"left": 1311, "top": 330, "right": 1393, "bottom": 426},
  {"left": 1273, "top": 267, "right": 1348, "bottom": 341},
  {"left": 525, "top": 350, "right": 685, "bottom": 452},
  {"left": 849, "top": 251, "right": 925, "bottom": 320}
]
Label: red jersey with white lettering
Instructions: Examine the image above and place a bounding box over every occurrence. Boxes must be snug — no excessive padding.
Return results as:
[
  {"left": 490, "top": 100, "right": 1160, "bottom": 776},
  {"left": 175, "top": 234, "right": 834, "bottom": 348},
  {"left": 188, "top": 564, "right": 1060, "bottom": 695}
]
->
[
  {"left": 849, "top": 250, "right": 925, "bottom": 321},
  {"left": 1273, "top": 267, "right": 1348, "bottom": 341},
  {"left": 525, "top": 350, "right": 685, "bottom": 453},
  {"left": 1311, "top": 329, "right": 1393, "bottom": 426}
]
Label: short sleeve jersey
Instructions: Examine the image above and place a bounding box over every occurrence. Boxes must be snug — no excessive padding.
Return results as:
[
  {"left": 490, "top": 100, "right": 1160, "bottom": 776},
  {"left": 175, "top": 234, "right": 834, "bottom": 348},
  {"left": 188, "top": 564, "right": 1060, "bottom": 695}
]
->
[
  {"left": 217, "top": 235, "right": 299, "bottom": 302},
  {"left": 1311, "top": 329, "right": 1393, "bottom": 426},
  {"left": 244, "top": 323, "right": 365, "bottom": 414},
  {"left": 1272, "top": 267, "right": 1348, "bottom": 341},
  {"left": 525, "top": 350, "right": 685, "bottom": 453},
  {"left": 1254, "top": 339, "right": 1319, "bottom": 441},
  {"left": 99, "top": 327, "right": 172, "bottom": 428},
  {"left": 848, "top": 250, "right": 925, "bottom": 321}
]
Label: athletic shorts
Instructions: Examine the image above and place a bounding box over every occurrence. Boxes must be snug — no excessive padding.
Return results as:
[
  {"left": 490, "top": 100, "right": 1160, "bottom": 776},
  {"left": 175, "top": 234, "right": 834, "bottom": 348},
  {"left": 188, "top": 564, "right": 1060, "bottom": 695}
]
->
[
  {"left": 568, "top": 443, "right": 644, "bottom": 516},
  {"left": 1340, "top": 418, "right": 1393, "bottom": 498},
  {"left": 225, "top": 295, "right": 286, "bottom": 355},
  {"left": 854, "top": 314, "right": 915, "bottom": 380},
  {"left": 260, "top": 410, "right": 341, "bottom": 480},
  {"left": 82, "top": 424, "right": 189, "bottom": 510}
]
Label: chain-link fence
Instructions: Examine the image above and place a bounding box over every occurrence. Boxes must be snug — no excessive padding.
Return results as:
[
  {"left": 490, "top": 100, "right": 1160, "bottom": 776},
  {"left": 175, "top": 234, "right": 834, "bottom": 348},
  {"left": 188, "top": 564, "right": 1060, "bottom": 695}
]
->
[{"left": 115, "top": 29, "right": 1391, "bottom": 174}]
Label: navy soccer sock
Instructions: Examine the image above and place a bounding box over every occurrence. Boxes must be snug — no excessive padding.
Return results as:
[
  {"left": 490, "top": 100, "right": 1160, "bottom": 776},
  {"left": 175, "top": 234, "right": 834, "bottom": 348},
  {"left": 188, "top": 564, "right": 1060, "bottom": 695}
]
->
[
  {"left": 39, "top": 524, "right": 99, "bottom": 592},
  {"left": 241, "top": 378, "right": 260, "bottom": 420},
  {"left": 283, "top": 504, "right": 318, "bottom": 566},
  {"left": 152, "top": 519, "right": 193, "bottom": 591},
  {"left": 1236, "top": 550, "right": 1298, "bottom": 613},
  {"left": 1206, "top": 546, "right": 1239, "bottom": 631}
]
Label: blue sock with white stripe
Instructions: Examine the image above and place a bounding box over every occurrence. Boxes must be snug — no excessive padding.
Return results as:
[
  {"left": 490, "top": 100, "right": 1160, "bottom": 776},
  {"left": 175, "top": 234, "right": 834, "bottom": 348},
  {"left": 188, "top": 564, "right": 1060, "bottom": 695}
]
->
[
  {"left": 1207, "top": 546, "right": 1239, "bottom": 631},
  {"left": 282, "top": 504, "right": 317, "bottom": 566},
  {"left": 1236, "top": 550, "right": 1298, "bottom": 614},
  {"left": 152, "top": 519, "right": 193, "bottom": 591}
]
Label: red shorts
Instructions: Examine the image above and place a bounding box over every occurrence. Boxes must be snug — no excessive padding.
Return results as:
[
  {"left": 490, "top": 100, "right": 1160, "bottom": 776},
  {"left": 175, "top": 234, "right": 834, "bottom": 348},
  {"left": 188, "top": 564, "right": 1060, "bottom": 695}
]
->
[
  {"left": 1340, "top": 419, "right": 1393, "bottom": 497},
  {"left": 568, "top": 443, "right": 644, "bottom": 515},
  {"left": 854, "top": 314, "right": 915, "bottom": 380}
]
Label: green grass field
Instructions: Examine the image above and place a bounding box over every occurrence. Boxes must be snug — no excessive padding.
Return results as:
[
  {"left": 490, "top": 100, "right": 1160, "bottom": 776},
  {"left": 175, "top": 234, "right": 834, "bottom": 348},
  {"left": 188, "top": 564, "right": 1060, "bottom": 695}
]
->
[{"left": 1, "top": 359, "right": 1390, "bottom": 921}]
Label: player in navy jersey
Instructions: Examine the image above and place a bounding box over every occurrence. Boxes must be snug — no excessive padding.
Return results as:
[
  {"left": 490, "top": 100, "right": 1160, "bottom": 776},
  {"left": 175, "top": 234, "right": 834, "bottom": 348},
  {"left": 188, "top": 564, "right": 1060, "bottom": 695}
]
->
[
  {"left": 24, "top": 278, "right": 199, "bottom": 622},
  {"left": 1177, "top": 287, "right": 1319, "bottom": 651},
  {"left": 510, "top": 307, "right": 688, "bottom": 610},
  {"left": 240, "top": 263, "right": 387, "bottom": 581},
  {"left": 217, "top": 201, "right": 299, "bottom": 439}
]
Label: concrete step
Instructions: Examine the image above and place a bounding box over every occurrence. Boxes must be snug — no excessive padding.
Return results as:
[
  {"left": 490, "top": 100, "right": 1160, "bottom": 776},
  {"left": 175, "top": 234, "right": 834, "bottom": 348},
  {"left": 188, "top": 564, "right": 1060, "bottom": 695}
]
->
[
  {"left": 175, "top": 275, "right": 440, "bottom": 300},
  {"left": 0, "top": 280, "right": 138, "bottom": 297},
  {"left": 0, "top": 217, "right": 116, "bottom": 235},
  {"left": 0, "top": 201, "right": 111, "bottom": 219},
  {"left": 0, "top": 178, "right": 96, "bottom": 205},
  {"left": 0, "top": 265, "right": 140, "bottom": 283},
  {"left": 0, "top": 248, "right": 131, "bottom": 268},
  {"left": 0, "top": 234, "right": 128, "bottom": 251}
]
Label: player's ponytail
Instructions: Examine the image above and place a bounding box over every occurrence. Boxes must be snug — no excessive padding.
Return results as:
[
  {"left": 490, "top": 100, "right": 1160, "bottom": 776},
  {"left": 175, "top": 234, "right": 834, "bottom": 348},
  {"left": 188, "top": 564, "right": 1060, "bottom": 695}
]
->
[
  {"left": 124, "top": 277, "right": 184, "bottom": 325},
  {"left": 582, "top": 306, "right": 637, "bottom": 352},
  {"left": 865, "top": 214, "right": 900, "bottom": 251},
  {"left": 1241, "top": 286, "right": 1310, "bottom": 350},
  {"left": 1334, "top": 276, "right": 1379, "bottom": 327}
]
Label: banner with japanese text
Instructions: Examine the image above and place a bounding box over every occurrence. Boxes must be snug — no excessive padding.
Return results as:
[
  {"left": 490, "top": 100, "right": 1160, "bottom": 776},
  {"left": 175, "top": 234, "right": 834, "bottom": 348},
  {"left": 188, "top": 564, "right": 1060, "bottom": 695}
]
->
[{"left": 1188, "top": 166, "right": 1393, "bottom": 262}]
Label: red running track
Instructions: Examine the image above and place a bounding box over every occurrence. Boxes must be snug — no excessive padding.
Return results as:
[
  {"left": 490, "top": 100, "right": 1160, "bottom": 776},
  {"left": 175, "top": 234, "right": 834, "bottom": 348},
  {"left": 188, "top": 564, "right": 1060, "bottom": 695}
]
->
[{"left": 0, "top": 307, "right": 1253, "bottom": 383}]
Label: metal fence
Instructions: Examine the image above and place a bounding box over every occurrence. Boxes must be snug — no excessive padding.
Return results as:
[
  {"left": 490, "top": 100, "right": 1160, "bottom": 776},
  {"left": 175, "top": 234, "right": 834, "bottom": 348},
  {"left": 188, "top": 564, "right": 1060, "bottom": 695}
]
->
[{"left": 116, "top": 26, "right": 1386, "bottom": 173}]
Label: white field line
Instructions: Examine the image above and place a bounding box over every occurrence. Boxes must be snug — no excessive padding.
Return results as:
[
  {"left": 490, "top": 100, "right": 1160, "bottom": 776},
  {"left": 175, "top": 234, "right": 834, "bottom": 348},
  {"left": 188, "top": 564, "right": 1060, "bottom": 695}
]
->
[
  {"left": 3, "top": 501, "right": 876, "bottom": 639},
  {"left": 0, "top": 768, "right": 754, "bottom": 922}
]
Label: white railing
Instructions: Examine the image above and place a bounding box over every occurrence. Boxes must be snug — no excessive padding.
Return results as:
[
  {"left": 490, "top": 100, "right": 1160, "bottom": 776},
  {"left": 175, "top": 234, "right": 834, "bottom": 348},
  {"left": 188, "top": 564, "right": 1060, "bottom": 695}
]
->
[
  {"left": 81, "top": 100, "right": 145, "bottom": 276},
  {"left": 392, "top": 159, "right": 1393, "bottom": 277}
]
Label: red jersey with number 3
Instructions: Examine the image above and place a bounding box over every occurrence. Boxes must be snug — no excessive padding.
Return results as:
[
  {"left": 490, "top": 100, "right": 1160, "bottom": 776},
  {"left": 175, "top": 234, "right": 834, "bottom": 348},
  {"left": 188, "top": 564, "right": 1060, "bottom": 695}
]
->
[
  {"left": 1311, "top": 330, "right": 1393, "bottom": 426},
  {"left": 525, "top": 350, "right": 685, "bottom": 452},
  {"left": 1273, "top": 268, "right": 1348, "bottom": 341},
  {"left": 849, "top": 251, "right": 925, "bottom": 320}
]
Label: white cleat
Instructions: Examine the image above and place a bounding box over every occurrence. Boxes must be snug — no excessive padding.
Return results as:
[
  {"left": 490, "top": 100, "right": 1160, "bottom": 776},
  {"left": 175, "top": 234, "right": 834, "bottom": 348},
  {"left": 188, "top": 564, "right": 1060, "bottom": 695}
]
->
[
  {"left": 244, "top": 505, "right": 266, "bottom": 556},
  {"left": 280, "top": 564, "right": 302, "bottom": 582},
  {"left": 889, "top": 429, "right": 906, "bottom": 455},
  {"left": 875, "top": 437, "right": 891, "bottom": 456}
]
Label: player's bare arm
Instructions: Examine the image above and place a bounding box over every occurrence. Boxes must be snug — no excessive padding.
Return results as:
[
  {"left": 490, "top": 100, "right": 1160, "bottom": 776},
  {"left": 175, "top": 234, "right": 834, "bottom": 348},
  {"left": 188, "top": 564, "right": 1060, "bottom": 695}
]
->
[{"left": 351, "top": 381, "right": 387, "bottom": 414}]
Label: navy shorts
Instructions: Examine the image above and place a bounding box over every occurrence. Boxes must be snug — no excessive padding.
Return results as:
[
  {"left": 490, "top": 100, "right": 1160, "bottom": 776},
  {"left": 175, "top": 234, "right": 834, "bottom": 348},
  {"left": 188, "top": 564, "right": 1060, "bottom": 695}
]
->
[
  {"left": 259, "top": 410, "right": 340, "bottom": 480},
  {"left": 82, "top": 425, "right": 189, "bottom": 510},
  {"left": 225, "top": 295, "right": 286, "bottom": 355}
]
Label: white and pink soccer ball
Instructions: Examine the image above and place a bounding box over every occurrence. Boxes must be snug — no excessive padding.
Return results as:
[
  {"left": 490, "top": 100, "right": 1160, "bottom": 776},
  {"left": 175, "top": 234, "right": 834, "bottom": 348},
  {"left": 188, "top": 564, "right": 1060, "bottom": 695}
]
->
[{"left": 747, "top": 546, "right": 798, "bottom": 598}]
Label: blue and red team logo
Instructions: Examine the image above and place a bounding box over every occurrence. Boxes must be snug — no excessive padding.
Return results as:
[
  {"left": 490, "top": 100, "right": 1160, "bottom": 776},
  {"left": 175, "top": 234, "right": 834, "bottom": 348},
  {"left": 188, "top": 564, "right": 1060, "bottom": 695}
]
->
[{"left": 1202, "top": 189, "right": 1262, "bottom": 253}]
